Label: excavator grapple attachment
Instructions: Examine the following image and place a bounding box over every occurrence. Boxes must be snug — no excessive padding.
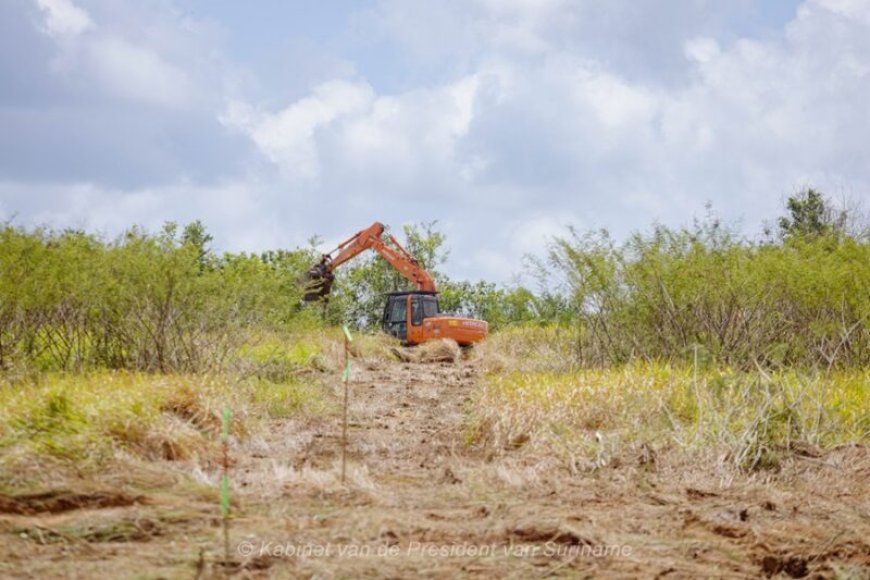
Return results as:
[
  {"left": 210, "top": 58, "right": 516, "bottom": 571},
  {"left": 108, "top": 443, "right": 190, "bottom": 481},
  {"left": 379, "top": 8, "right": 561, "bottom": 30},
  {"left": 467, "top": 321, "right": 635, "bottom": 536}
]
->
[{"left": 302, "top": 260, "right": 334, "bottom": 302}]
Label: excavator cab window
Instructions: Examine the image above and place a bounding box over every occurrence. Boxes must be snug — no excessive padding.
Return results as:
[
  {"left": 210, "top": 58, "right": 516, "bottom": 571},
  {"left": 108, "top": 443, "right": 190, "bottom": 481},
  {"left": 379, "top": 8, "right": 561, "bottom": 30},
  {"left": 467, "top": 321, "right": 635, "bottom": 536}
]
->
[
  {"left": 422, "top": 296, "right": 439, "bottom": 318},
  {"left": 383, "top": 295, "right": 407, "bottom": 340},
  {"left": 411, "top": 295, "right": 439, "bottom": 327},
  {"left": 390, "top": 298, "right": 406, "bottom": 323},
  {"left": 411, "top": 296, "right": 423, "bottom": 326}
]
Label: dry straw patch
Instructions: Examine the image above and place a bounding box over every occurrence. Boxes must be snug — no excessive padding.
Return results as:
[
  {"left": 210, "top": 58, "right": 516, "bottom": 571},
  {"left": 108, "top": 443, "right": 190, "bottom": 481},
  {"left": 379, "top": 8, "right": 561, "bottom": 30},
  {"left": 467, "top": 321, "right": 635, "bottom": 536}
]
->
[
  {"left": 470, "top": 328, "right": 869, "bottom": 474},
  {"left": 391, "top": 339, "right": 461, "bottom": 364}
]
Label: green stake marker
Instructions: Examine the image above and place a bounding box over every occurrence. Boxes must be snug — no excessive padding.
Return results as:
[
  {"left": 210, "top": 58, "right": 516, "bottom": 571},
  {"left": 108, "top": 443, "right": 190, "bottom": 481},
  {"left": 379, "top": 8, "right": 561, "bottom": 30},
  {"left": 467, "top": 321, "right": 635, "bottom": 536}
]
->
[
  {"left": 342, "top": 324, "right": 353, "bottom": 342},
  {"left": 220, "top": 473, "right": 230, "bottom": 517}
]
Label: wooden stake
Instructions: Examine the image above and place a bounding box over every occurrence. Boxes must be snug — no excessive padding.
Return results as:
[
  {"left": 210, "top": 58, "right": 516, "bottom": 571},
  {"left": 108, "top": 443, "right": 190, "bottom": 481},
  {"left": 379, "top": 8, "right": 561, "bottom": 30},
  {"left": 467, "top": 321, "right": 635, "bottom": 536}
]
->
[
  {"left": 221, "top": 408, "right": 231, "bottom": 570},
  {"left": 341, "top": 325, "right": 353, "bottom": 484}
]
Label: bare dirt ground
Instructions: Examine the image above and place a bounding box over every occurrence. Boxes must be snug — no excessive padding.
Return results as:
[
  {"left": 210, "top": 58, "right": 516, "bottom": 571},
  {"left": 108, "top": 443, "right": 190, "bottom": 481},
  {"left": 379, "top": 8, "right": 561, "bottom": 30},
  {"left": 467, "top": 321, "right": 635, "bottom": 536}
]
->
[{"left": 1, "top": 357, "right": 869, "bottom": 578}]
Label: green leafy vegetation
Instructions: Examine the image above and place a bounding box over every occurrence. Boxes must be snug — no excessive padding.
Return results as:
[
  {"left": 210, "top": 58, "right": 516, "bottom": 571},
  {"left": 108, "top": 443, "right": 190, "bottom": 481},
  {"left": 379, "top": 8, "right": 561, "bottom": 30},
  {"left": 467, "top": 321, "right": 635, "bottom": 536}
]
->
[
  {"left": 0, "top": 222, "right": 318, "bottom": 373},
  {"left": 536, "top": 195, "right": 870, "bottom": 369},
  {"left": 0, "top": 189, "right": 867, "bottom": 475},
  {"left": 466, "top": 190, "right": 869, "bottom": 473}
]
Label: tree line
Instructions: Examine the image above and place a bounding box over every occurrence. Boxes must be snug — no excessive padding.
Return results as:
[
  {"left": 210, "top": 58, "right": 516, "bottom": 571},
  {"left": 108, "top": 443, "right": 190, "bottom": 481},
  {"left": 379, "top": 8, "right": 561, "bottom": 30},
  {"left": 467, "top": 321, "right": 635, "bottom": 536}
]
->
[
  {"left": 1, "top": 189, "right": 867, "bottom": 372},
  {"left": 0, "top": 222, "right": 314, "bottom": 372}
]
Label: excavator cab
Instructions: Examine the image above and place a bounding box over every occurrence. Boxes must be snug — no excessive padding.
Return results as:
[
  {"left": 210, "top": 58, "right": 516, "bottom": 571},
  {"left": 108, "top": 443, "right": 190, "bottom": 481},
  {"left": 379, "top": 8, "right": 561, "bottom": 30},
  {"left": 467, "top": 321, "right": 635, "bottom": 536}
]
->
[
  {"left": 382, "top": 292, "right": 439, "bottom": 342},
  {"left": 382, "top": 291, "right": 485, "bottom": 346}
]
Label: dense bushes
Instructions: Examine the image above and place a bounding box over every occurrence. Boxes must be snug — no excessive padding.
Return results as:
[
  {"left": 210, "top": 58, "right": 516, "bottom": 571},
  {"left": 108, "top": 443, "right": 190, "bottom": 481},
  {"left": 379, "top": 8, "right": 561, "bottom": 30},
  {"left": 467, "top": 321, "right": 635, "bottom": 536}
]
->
[
  {"left": 2, "top": 191, "right": 867, "bottom": 373},
  {"left": 0, "top": 223, "right": 316, "bottom": 373},
  {"left": 542, "top": 221, "right": 870, "bottom": 368}
]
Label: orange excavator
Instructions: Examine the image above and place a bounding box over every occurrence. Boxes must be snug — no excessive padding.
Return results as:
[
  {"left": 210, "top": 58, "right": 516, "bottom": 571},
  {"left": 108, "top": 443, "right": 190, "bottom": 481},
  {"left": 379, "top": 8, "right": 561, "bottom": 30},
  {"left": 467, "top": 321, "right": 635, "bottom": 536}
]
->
[{"left": 303, "top": 222, "right": 488, "bottom": 346}]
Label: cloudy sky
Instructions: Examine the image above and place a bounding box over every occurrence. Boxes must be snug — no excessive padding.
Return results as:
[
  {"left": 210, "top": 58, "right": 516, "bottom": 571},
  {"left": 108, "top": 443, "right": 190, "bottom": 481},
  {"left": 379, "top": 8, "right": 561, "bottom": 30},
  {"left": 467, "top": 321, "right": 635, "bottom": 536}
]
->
[{"left": 1, "top": 0, "right": 868, "bottom": 282}]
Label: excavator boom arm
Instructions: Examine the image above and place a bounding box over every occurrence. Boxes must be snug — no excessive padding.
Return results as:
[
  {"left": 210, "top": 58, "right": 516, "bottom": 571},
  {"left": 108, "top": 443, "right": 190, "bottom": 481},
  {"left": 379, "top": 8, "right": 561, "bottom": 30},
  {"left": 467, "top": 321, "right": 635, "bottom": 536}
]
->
[
  {"left": 325, "top": 222, "right": 385, "bottom": 270},
  {"left": 303, "top": 222, "right": 436, "bottom": 301}
]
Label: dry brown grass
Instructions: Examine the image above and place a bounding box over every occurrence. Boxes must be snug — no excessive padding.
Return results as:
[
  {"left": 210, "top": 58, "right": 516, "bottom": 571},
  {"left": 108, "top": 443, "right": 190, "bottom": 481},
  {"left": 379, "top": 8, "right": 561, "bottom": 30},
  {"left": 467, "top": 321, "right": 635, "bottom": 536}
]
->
[
  {"left": 2, "top": 329, "right": 869, "bottom": 578},
  {"left": 0, "top": 367, "right": 334, "bottom": 492},
  {"left": 469, "top": 327, "right": 870, "bottom": 477}
]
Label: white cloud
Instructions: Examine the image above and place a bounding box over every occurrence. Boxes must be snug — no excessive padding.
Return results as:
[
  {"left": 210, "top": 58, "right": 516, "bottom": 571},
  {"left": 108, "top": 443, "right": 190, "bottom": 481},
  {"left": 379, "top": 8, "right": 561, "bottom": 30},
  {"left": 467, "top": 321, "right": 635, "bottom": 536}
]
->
[
  {"left": 221, "top": 75, "right": 479, "bottom": 186},
  {"left": 338, "top": 75, "right": 479, "bottom": 181},
  {"left": 574, "top": 68, "right": 658, "bottom": 129},
  {"left": 87, "top": 35, "right": 195, "bottom": 108},
  {"left": 0, "top": 179, "right": 301, "bottom": 253},
  {"left": 221, "top": 80, "right": 375, "bottom": 180},
  {"left": 7, "top": 0, "right": 870, "bottom": 284},
  {"left": 200, "top": 0, "right": 870, "bottom": 281},
  {"left": 510, "top": 211, "right": 577, "bottom": 256},
  {"left": 684, "top": 37, "right": 720, "bottom": 63},
  {"left": 475, "top": 0, "right": 568, "bottom": 54},
  {"left": 35, "top": 0, "right": 93, "bottom": 39},
  {"left": 32, "top": 0, "right": 211, "bottom": 109},
  {"left": 814, "top": 0, "right": 870, "bottom": 21}
]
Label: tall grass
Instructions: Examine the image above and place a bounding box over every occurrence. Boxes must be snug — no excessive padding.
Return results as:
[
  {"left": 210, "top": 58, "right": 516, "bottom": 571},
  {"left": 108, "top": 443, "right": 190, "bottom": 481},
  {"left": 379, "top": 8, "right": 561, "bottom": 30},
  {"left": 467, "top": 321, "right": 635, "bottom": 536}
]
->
[
  {"left": 0, "top": 370, "right": 329, "bottom": 464},
  {"left": 471, "top": 330, "right": 869, "bottom": 472},
  {"left": 0, "top": 330, "right": 343, "bottom": 491}
]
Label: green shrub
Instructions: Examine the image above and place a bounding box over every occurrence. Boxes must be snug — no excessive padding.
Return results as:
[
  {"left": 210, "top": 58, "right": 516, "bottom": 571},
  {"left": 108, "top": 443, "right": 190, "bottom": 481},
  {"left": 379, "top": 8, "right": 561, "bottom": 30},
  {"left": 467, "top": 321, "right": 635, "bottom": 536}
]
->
[
  {"left": 0, "top": 223, "right": 320, "bottom": 373},
  {"left": 542, "top": 221, "right": 870, "bottom": 368}
]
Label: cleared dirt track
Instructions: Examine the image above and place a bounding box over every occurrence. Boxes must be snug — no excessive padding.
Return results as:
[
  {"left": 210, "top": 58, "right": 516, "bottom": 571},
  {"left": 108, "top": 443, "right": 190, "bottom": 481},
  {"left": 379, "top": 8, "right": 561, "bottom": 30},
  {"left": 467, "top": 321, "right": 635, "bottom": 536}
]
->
[{"left": 2, "top": 357, "right": 869, "bottom": 578}]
